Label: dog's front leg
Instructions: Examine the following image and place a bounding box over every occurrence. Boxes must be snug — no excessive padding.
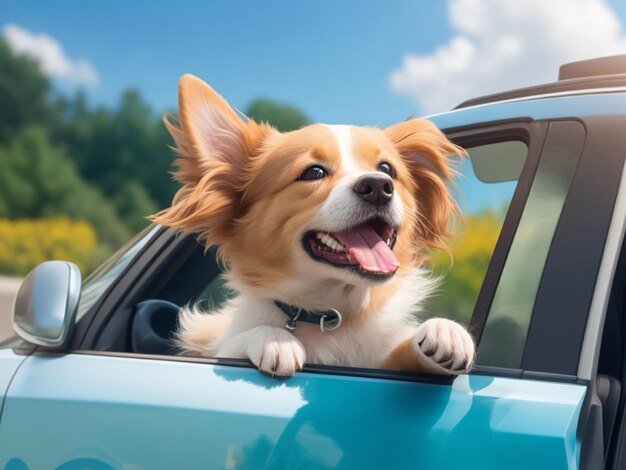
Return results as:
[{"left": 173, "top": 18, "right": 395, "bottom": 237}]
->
[
  {"left": 218, "top": 326, "right": 306, "bottom": 378},
  {"left": 383, "top": 318, "right": 475, "bottom": 375}
]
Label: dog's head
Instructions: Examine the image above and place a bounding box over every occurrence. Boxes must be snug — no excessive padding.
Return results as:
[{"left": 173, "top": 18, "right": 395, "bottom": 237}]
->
[{"left": 152, "top": 76, "right": 462, "bottom": 299}]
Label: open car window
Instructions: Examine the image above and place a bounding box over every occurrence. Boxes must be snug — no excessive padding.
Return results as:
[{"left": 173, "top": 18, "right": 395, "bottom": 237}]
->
[
  {"left": 188, "top": 122, "right": 585, "bottom": 369},
  {"left": 83, "top": 120, "right": 587, "bottom": 380},
  {"left": 191, "top": 133, "right": 535, "bottom": 365}
]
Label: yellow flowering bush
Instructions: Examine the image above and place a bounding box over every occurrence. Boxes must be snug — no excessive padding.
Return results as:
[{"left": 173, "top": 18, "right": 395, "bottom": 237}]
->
[
  {"left": 0, "top": 218, "right": 97, "bottom": 276},
  {"left": 425, "top": 210, "right": 503, "bottom": 324}
]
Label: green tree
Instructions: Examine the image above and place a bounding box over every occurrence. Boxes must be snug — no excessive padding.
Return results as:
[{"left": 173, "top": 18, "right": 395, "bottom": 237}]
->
[
  {"left": 0, "top": 38, "right": 52, "bottom": 143},
  {"left": 53, "top": 89, "right": 177, "bottom": 210},
  {"left": 113, "top": 180, "right": 157, "bottom": 233},
  {"left": 0, "top": 127, "right": 129, "bottom": 248},
  {"left": 246, "top": 99, "right": 310, "bottom": 132}
]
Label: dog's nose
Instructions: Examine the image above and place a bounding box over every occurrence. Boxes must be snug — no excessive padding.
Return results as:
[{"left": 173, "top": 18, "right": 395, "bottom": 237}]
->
[{"left": 353, "top": 174, "right": 394, "bottom": 206}]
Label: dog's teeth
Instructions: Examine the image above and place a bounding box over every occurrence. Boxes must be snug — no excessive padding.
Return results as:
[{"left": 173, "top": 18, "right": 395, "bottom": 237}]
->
[
  {"left": 314, "top": 232, "right": 346, "bottom": 252},
  {"left": 322, "top": 235, "right": 334, "bottom": 249}
]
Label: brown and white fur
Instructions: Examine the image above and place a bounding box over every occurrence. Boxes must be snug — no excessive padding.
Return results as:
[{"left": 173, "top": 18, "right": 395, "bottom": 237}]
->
[{"left": 152, "top": 75, "right": 475, "bottom": 378}]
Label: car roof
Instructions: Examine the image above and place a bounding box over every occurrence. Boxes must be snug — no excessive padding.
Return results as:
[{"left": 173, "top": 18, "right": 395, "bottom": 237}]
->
[
  {"left": 455, "top": 75, "right": 626, "bottom": 110},
  {"left": 456, "top": 55, "right": 626, "bottom": 109}
]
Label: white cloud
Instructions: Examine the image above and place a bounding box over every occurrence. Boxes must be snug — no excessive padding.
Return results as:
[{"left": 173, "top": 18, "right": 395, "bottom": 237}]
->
[
  {"left": 389, "top": 0, "right": 626, "bottom": 114},
  {"left": 3, "top": 23, "right": 99, "bottom": 87}
]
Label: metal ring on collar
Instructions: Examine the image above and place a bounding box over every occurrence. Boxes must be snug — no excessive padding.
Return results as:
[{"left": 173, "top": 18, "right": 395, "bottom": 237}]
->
[
  {"left": 284, "top": 307, "right": 302, "bottom": 331},
  {"left": 320, "top": 309, "right": 342, "bottom": 332}
]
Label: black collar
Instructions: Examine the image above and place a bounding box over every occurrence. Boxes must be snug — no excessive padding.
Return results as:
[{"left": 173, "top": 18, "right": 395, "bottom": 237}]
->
[{"left": 274, "top": 300, "right": 342, "bottom": 332}]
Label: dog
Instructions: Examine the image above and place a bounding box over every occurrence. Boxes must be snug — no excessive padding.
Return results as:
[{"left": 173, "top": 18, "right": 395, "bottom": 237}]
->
[{"left": 152, "top": 75, "right": 475, "bottom": 377}]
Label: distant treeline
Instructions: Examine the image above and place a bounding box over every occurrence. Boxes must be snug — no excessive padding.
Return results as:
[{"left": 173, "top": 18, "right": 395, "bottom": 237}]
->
[{"left": 0, "top": 37, "right": 309, "bottom": 273}]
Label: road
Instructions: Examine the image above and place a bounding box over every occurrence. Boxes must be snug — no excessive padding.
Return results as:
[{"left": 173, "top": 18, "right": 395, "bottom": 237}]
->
[{"left": 0, "top": 276, "right": 21, "bottom": 342}]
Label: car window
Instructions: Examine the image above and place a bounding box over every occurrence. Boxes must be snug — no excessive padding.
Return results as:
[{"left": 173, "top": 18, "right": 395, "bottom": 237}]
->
[
  {"left": 477, "top": 121, "right": 585, "bottom": 368},
  {"left": 137, "top": 124, "right": 583, "bottom": 374},
  {"left": 76, "top": 225, "right": 160, "bottom": 321},
  {"left": 424, "top": 140, "right": 527, "bottom": 326}
]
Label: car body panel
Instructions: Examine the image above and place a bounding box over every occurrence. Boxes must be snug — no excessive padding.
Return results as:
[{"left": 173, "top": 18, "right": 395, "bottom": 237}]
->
[
  {"left": 0, "top": 348, "right": 27, "bottom": 414},
  {"left": 0, "top": 353, "right": 585, "bottom": 469}
]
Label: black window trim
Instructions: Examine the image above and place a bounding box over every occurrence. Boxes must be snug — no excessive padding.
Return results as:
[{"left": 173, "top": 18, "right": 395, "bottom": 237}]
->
[
  {"left": 69, "top": 350, "right": 457, "bottom": 385},
  {"left": 72, "top": 225, "right": 174, "bottom": 349}
]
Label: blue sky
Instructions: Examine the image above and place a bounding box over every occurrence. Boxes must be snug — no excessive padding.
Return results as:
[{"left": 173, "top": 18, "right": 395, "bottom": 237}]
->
[
  {"left": 4, "top": 0, "right": 625, "bottom": 126},
  {"left": 1, "top": 1, "right": 449, "bottom": 125},
  {"left": 2, "top": 0, "right": 626, "bottom": 213}
]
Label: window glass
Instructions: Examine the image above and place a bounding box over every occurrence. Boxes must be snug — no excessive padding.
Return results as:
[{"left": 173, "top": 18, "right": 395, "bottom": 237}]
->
[
  {"left": 197, "top": 273, "right": 233, "bottom": 309},
  {"left": 76, "top": 225, "right": 160, "bottom": 320},
  {"left": 477, "top": 121, "right": 585, "bottom": 368},
  {"left": 424, "top": 140, "right": 528, "bottom": 326}
]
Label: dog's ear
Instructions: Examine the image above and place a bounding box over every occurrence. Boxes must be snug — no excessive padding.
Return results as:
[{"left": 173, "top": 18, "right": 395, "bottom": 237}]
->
[
  {"left": 385, "top": 118, "right": 464, "bottom": 251},
  {"left": 166, "top": 74, "right": 268, "bottom": 184},
  {"left": 151, "top": 75, "right": 273, "bottom": 245}
]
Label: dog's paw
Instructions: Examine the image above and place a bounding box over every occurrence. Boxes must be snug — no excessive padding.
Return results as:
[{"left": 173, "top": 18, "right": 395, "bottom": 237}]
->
[
  {"left": 414, "top": 318, "right": 475, "bottom": 374},
  {"left": 246, "top": 326, "right": 306, "bottom": 378}
]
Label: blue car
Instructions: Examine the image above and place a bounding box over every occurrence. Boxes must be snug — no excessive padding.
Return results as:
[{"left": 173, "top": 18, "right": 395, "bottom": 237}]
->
[{"left": 3, "top": 55, "right": 626, "bottom": 470}]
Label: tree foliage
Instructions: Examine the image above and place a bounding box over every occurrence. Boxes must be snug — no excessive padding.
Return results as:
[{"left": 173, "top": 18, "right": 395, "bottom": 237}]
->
[
  {"left": 0, "top": 36, "right": 314, "bottom": 274},
  {"left": 246, "top": 99, "right": 310, "bottom": 132},
  {"left": 0, "top": 127, "right": 129, "bottom": 248},
  {"left": 424, "top": 210, "right": 504, "bottom": 324},
  {"left": 0, "top": 38, "right": 51, "bottom": 143},
  {"left": 51, "top": 89, "right": 177, "bottom": 209}
]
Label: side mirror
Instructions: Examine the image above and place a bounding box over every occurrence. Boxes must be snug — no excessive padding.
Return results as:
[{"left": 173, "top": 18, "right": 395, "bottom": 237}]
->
[{"left": 12, "top": 261, "right": 81, "bottom": 350}]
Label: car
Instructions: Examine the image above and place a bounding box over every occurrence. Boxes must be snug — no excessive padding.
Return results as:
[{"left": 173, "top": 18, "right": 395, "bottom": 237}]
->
[{"left": 3, "top": 55, "right": 626, "bottom": 470}]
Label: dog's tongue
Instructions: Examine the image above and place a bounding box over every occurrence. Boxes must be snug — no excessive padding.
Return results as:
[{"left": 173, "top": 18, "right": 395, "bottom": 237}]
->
[{"left": 336, "top": 223, "right": 399, "bottom": 274}]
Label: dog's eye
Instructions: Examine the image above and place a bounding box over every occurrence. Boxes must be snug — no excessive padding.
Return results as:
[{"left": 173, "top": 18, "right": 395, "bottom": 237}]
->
[
  {"left": 298, "top": 165, "right": 327, "bottom": 181},
  {"left": 377, "top": 161, "right": 396, "bottom": 178}
]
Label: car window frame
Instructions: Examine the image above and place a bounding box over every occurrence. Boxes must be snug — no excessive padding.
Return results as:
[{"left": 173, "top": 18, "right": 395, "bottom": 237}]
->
[
  {"left": 522, "top": 116, "right": 626, "bottom": 376},
  {"left": 71, "top": 225, "right": 173, "bottom": 350},
  {"left": 446, "top": 120, "right": 548, "bottom": 348}
]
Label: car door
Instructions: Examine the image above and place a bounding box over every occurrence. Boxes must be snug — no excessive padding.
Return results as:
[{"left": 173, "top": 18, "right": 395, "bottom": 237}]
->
[
  {"left": 0, "top": 352, "right": 586, "bottom": 470},
  {"left": 2, "top": 99, "right": 626, "bottom": 470}
]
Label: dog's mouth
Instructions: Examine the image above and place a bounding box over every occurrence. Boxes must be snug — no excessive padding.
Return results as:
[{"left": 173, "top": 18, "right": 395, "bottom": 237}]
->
[{"left": 303, "top": 217, "right": 399, "bottom": 279}]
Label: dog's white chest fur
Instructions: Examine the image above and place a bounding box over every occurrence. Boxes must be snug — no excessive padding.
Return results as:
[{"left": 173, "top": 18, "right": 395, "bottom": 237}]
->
[{"left": 175, "top": 267, "right": 435, "bottom": 370}]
